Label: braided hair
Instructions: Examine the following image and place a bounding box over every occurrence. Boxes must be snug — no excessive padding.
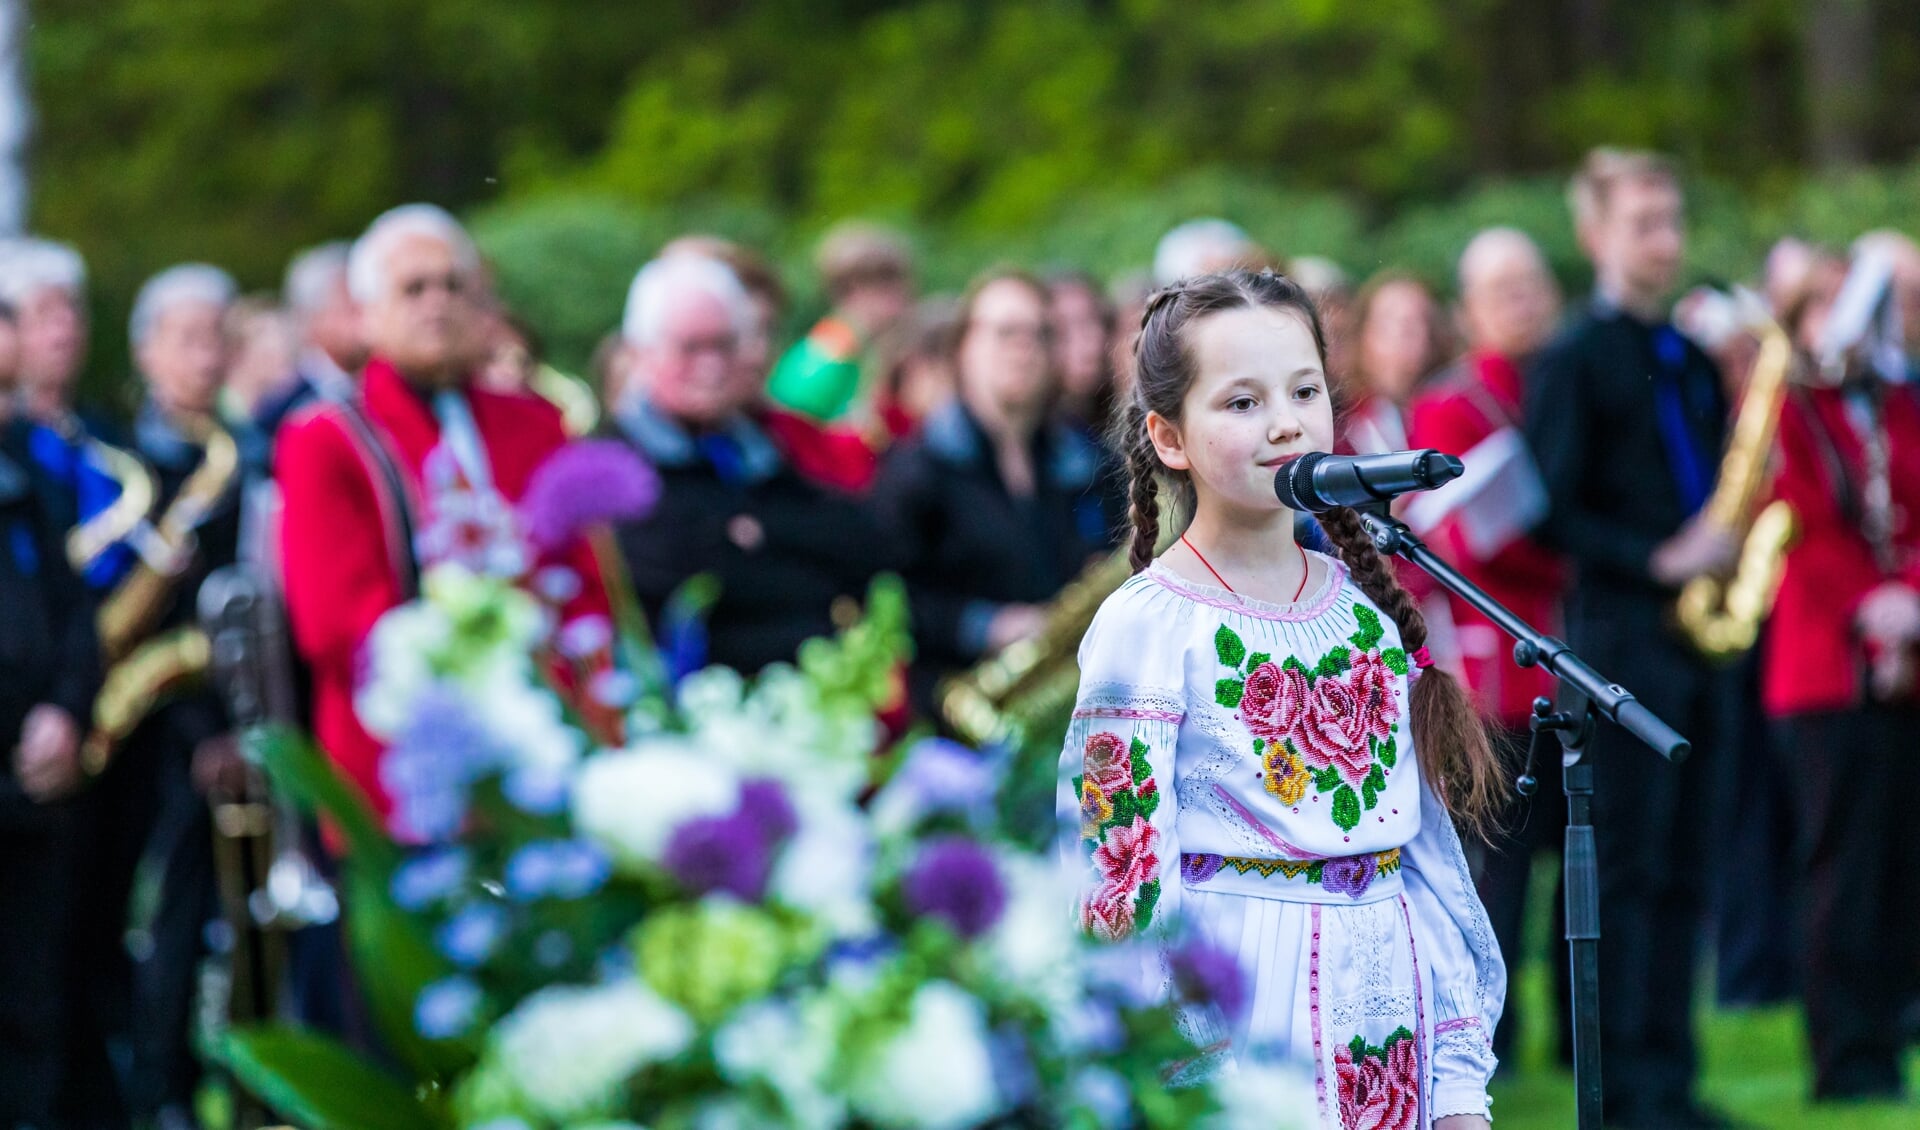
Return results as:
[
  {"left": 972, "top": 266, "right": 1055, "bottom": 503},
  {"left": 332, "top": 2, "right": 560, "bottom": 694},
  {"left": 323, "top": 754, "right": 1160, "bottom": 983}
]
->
[{"left": 1117, "top": 268, "right": 1503, "bottom": 835}]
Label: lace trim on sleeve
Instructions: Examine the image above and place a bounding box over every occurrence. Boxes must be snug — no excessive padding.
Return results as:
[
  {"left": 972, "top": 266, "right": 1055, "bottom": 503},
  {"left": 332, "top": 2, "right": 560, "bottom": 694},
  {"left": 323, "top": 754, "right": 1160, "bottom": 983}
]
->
[{"left": 1072, "top": 680, "right": 1187, "bottom": 723}]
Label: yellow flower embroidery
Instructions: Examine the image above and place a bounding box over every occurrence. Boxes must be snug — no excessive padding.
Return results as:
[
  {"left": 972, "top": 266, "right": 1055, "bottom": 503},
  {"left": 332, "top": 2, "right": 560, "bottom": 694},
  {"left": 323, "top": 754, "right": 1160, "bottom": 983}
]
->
[
  {"left": 1262, "top": 739, "right": 1309, "bottom": 806},
  {"left": 1080, "top": 779, "right": 1114, "bottom": 840}
]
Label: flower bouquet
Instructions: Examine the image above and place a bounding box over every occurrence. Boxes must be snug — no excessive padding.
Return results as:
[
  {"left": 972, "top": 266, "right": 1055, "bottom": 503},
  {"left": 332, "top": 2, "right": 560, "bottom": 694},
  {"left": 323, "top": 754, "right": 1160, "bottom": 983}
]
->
[{"left": 216, "top": 442, "right": 1311, "bottom": 1130}]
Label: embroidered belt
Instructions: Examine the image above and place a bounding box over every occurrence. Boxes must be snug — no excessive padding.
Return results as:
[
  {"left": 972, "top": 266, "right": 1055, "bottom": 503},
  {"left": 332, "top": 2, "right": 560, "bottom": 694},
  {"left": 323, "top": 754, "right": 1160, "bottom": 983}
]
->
[{"left": 1181, "top": 848, "right": 1403, "bottom": 904}]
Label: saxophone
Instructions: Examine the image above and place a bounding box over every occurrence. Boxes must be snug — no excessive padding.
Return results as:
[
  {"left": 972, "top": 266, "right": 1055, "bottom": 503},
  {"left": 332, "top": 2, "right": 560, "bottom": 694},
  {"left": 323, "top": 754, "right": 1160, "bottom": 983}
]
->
[
  {"left": 939, "top": 551, "right": 1133, "bottom": 747},
  {"left": 83, "top": 414, "right": 241, "bottom": 772},
  {"left": 65, "top": 435, "right": 158, "bottom": 575},
  {"left": 1674, "top": 311, "right": 1797, "bottom": 661}
]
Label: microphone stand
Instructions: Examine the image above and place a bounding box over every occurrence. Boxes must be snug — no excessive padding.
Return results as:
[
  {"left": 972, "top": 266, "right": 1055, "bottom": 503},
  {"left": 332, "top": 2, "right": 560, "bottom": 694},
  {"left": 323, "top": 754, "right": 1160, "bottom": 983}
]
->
[{"left": 1352, "top": 508, "right": 1689, "bottom": 1130}]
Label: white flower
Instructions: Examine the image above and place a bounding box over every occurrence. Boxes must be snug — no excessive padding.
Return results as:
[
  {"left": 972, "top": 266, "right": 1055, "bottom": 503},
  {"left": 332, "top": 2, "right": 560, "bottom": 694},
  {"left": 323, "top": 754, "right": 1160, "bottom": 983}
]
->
[
  {"left": 713, "top": 1000, "right": 844, "bottom": 1130},
  {"left": 988, "top": 854, "right": 1078, "bottom": 1004},
  {"left": 356, "top": 603, "right": 451, "bottom": 738},
  {"left": 1202, "top": 1060, "right": 1318, "bottom": 1130},
  {"left": 571, "top": 739, "right": 741, "bottom": 873},
  {"left": 474, "top": 666, "right": 584, "bottom": 776},
  {"left": 846, "top": 981, "right": 1001, "bottom": 1130},
  {"left": 677, "top": 666, "right": 747, "bottom": 724},
  {"left": 491, "top": 980, "right": 693, "bottom": 1123},
  {"left": 768, "top": 795, "right": 874, "bottom": 935}
]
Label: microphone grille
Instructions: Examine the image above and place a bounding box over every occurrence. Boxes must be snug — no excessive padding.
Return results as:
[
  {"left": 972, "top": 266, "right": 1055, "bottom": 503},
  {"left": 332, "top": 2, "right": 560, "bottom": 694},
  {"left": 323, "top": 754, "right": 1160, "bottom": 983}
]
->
[{"left": 1273, "top": 451, "right": 1326, "bottom": 511}]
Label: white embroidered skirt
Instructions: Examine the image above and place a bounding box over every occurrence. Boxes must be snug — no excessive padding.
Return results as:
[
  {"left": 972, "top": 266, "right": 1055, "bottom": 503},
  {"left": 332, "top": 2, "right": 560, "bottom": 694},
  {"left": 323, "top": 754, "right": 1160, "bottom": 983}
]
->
[{"left": 1183, "top": 862, "right": 1438, "bottom": 1129}]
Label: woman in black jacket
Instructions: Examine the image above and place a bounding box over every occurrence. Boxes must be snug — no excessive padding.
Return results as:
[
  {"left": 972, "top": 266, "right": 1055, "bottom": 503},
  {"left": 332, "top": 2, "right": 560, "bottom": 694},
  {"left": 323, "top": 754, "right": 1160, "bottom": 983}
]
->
[{"left": 872, "top": 269, "right": 1124, "bottom": 713}]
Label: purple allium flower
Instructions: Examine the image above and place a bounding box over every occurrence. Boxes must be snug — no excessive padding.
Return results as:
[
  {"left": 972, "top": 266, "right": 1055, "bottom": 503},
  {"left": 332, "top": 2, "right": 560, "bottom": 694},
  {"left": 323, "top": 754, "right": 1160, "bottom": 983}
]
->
[
  {"left": 519, "top": 439, "right": 661, "bottom": 555},
  {"left": 737, "top": 778, "right": 799, "bottom": 844},
  {"left": 379, "top": 684, "right": 501, "bottom": 842},
  {"left": 663, "top": 813, "right": 774, "bottom": 901},
  {"left": 1181, "top": 852, "right": 1224, "bottom": 885},
  {"left": 391, "top": 847, "right": 471, "bottom": 911},
  {"left": 1320, "top": 854, "right": 1379, "bottom": 899},
  {"left": 505, "top": 840, "right": 611, "bottom": 902},
  {"left": 1168, "top": 937, "right": 1249, "bottom": 1022},
  {"left": 901, "top": 836, "right": 1007, "bottom": 939},
  {"left": 435, "top": 902, "right": 507, "bottom": 969},
  {"left": 414, "top": 975, "right": 482, "bottom": 1040}
]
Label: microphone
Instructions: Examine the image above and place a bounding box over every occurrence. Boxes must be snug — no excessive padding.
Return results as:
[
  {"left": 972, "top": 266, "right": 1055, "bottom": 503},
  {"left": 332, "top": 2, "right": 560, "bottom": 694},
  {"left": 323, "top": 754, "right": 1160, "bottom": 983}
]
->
[{"left": 1274, "top": 449, "right": 1465, "bottom": 513}]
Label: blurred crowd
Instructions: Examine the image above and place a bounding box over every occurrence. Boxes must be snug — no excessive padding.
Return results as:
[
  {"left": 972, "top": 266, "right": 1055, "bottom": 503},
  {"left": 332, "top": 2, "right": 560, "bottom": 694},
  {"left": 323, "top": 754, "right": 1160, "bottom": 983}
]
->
[{"left": 3, "top": 143, "right": 1919, "bottom": 1129}]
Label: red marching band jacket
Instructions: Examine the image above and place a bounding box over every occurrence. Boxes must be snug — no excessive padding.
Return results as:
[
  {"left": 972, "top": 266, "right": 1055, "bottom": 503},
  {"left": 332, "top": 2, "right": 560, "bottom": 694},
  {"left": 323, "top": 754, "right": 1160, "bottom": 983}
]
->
[
  {"left": 275, "top": 357, "right": 610, "bottom": 821},
  {"left": 1762, "top": 383, "right": 1920, "bottom": 718},
  {"left": 1406, "top": 351, "right": 1567, "bottom": 729}
]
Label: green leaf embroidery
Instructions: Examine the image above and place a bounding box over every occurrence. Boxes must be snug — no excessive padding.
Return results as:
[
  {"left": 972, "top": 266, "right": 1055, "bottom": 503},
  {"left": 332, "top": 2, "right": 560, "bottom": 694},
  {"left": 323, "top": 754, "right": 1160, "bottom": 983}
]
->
[
  {"left": 1135, "top": 879, "right": 1162, "bottom": 931},
  {"left": 1367, "top": 762, "right": 1386, "bottom": 791},
  {"left": 1215, "top": 678, "right": 1245, "bottom": 708},
  {"left": 1137, "top": 787, "right": 1160, "bottom": 819},
  {"left": 1313, "top": 646, "right": 1352, "bottom": 680},
  {"left": 1312, "top": 765, "right": 1342, "bottom": 793},
  {"left": 1247, "top": 651, "right": 1271, "bottom": 671},
  {"left": 1306, "top": 861, "right": 1326, "bottom": 883},
  {"left": 1214, "top": 624, "right": 1246, "bottom": 669},
  {"left": 1332, "top": 784, "right": 1362, "bottom": 831},
  {"left": 1382, "top": 647, "right": 1409, "bottom": 675},
  {"left": 1130, "top": 738, "right": 1152, "bottom": 783},
  {"left": 1071, "top": 774, "right": 1084, "bottom": 801},
  {"left": 1351, "top": 605, "right": 1385, "bottom": 651},
  {"left": 1362, "top": 778, "right": 1379, "bottom": 810},
  {"left": 1379, "top": 735, "right": 1397, "bottom": 769},
  {"left": 1108, "top": 788, "right": 1138, "bottom": 825}
]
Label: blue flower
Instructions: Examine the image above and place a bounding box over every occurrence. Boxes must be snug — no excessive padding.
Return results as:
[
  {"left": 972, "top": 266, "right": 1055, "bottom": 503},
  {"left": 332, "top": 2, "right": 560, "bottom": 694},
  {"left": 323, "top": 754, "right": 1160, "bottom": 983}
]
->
[
  {"left": 502, "top": 765, "right": 570, "bottom": 816},
  {"left": 414, "top": 975, "right": 482, "bottom": 1040},
  {"left": 505, "top": 840, "right": 611, "bottom": 902},
  {"left": 901, "top": 836, "right": 1006, "bottom": 939},
  {"left": 434, "top": 902, "right": 507, "bottom": 969},
  {"left": 390, "top": 847, "right": 470, "bottom": 911},
  {"left": 379, "top": 684, "right": 503, "bottom": 843}
]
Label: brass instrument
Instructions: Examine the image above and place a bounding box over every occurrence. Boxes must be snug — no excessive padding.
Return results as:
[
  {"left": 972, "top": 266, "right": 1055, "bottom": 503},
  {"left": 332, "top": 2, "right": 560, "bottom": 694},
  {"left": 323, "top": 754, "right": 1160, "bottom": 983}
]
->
[
  {"left": 940, "top": 551, "right": 1133, "bottom": 748},
  {"left": 532, "top": 362, "right": 602, "bottom": 437},
  {"left": 98, "top": 415, "right": 240, "bottom": 662},
  {"left": 1675, "top": 309, "right": 1798, "bottom": 661},
  {"left": 65, "top": 435, "right": 158, "bottom": 574},
  {"left": 81, "top": 414, "right": 243, "bottom": 770},
  {"left": 200, "top": 566, "right": 337, "bottom": 1130}
]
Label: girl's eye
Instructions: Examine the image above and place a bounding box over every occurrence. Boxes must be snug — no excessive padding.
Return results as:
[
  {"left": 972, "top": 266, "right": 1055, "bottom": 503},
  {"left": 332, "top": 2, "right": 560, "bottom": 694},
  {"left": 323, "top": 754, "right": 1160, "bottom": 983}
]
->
[
  {"left": 1227, "top": 396, "right": 1257, "bottom": 412},
  {"left": 1293, "top": 385, "right": 1321, "bottom": 401}
]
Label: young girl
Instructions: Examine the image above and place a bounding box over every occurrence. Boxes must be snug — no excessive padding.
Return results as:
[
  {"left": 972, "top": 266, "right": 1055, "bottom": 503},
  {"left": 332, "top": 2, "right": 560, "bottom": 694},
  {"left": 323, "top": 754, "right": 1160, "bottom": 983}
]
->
[{"left": 1062, "top": 270, "right": 1505, "bottom": 1127}]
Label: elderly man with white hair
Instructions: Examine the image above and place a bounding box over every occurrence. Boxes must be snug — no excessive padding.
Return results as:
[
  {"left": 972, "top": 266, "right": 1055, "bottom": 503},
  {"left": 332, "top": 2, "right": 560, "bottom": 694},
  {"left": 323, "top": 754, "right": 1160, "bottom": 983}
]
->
[
  {"left": 254, "top": 240, "right": 366, "bottom": 441},
  {"left": 612, "top": 253, "right": 883, "bottom": 676},
  {"left": 275, "top": 204, "right": 609, "bottom": 824},
  {"left": 0, "top": 236, "right": 91, "bottom": 426},
  {"left": 68, "top": 262, "right": 256, "bottom": 1127}
]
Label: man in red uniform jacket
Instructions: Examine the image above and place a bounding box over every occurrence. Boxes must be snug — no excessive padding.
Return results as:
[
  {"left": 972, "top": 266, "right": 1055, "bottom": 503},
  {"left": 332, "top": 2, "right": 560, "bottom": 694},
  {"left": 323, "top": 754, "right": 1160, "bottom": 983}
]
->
[
  {"left": 1407, "top": 226, "right": 1568, "bottom": 1066},
  {"left": 276, "top": 204, "right": 605, "bottom": 824}
]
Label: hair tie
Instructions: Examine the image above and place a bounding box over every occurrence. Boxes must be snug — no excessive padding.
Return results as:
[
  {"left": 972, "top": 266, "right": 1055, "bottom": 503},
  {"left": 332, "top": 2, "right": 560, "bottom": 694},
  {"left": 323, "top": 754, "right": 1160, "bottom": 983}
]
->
[{"left": 1410, "top": 646, "right": 1434, "bottom": 670}]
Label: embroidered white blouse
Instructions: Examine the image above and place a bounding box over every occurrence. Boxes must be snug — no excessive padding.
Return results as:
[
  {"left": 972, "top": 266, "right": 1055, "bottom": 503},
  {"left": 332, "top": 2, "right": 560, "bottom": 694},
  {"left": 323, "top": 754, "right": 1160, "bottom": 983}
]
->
[{"left": 1058, "top": 555, "right": 1505, "bottom": 1120}]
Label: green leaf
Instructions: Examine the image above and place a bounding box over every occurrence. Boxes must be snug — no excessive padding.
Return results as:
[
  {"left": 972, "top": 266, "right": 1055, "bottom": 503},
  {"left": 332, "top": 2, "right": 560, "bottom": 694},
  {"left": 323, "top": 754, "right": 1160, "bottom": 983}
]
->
[
  {"left": 341, "top": 865, "right": 479, "bottom": 1079},
  {"left": 1135, "top": 880, "right": 1161, "bottom": 931},
  {"left": 1214, "top": 678, "right": 1244, "bottom": 709},
  {"left": 1312, "top": 764, "right": 1342, "bottom": 793},
  {"left": 1071, "top": 774, "right": 1084, "bottom": 801},
  {"left": 1379, "top": 735, "right": 1397, "bottom": 769},
  {"left": 1247, "top": 651, "right": 1271, "bottom": 671},
  {"left": 1306, "top": 861, "right": 1326, "bottom": 883},
  {"left": 1283, "top": 655, "right": 1312, "bottom": 682},
  {"left": 1214, "top": 624, "right": 1246, "bottom": 669},
  {"left": 1367, "top": 761, "right": 1386, "bottom": 791},
  {"left": 1332, "top": 784, "right": 1362, "bottom": 831},
  {"left": 217, "top": 1025, "right": 436, "bottom": 1130},
  {"left": 1351, "top": 605, "right": 1385, "bottom": 651},
  {"left": 257, "top": 728, "right": 398, "bottom": 875},
  {"left": 1130, "top": 738, "right": 1152, "bottom": 783},
  {"left": 1362, "top": 778, "right": 1379, "bottom": 810},
  {"left": 1108, "top": 787, "right": 1139, "bottom": 824},
  {"left": 1382, "top": 647, "right": 1409, "bottom": 675},
  {"left": 1313, "top": 646, "right": 1352, "bottom": 680},
  {"left": 1137, "top": 787, "right": 1160, "bottom": 819}
]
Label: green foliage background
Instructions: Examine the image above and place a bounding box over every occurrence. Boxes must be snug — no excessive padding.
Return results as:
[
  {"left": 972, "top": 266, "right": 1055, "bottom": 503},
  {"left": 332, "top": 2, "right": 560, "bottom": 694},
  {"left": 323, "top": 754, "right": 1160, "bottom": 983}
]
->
[{"left": 25, "top": 0, "right": 1920, "bottom": 386}]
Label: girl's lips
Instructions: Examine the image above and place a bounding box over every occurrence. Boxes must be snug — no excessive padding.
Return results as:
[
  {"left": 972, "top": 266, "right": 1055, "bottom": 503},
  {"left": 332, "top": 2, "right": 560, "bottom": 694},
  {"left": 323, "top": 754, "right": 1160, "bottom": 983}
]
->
[{"left": 1261, "top": 453, "right": 1303, "bottom": 469}]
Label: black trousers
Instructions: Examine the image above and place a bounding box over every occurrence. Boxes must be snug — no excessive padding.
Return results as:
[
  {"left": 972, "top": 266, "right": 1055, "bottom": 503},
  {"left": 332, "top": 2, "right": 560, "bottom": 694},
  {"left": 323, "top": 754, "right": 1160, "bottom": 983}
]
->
[
  {"left": 1568, "top": 597, "right": 1727, "bottom": 1121},
  {"left": 1780, "top": 703, "right": 1920, "bottom": 1100},
  {"left": 1708, "top": 654, "right": 1796, "bottom": 1007},
  {"left": 1472, "top": 724, "right": 1570, "bottom": 1066},
  {"left": 0, "top": 810, "right": 76, "bottom": 1130}
]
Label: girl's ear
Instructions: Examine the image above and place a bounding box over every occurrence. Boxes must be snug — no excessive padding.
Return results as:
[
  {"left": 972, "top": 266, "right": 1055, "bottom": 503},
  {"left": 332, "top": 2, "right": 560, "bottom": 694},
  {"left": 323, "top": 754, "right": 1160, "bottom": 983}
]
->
[{"left": 1146, "top": 410, "right": 1189, "bottom": 471}]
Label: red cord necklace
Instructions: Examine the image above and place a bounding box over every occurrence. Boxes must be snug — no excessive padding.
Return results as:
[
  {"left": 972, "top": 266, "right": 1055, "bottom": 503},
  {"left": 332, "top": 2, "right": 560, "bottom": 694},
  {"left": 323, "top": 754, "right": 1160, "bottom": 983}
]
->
[{"left": 1180, "top": 534, "right": 1311, "bottom": 602}]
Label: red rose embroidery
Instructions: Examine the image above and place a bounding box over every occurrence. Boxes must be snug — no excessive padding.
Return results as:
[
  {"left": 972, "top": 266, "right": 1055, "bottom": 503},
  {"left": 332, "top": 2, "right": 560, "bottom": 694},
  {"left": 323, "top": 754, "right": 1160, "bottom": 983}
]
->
[
  {"left": 1334, "top": 1032, "right": 1420, "bottom": 1130},
  {"left": 1092, "top": 816, "right": 1160, "bottom": 892},
  {"left": 1080, "top": 877, "right": 1137, "bottom": 940},
  {"left": 1239, "top": 661, "right": 1312, "bottom": 741},
  {"left": 1083, "top": 731, "right": 1134, "bottom": 795},
  {"left": 1347, "top": 650, "right": 1401, "bottom": 740},
  {"left": 1294, "top": 675, "right": 1379, "bottom": 790}
]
